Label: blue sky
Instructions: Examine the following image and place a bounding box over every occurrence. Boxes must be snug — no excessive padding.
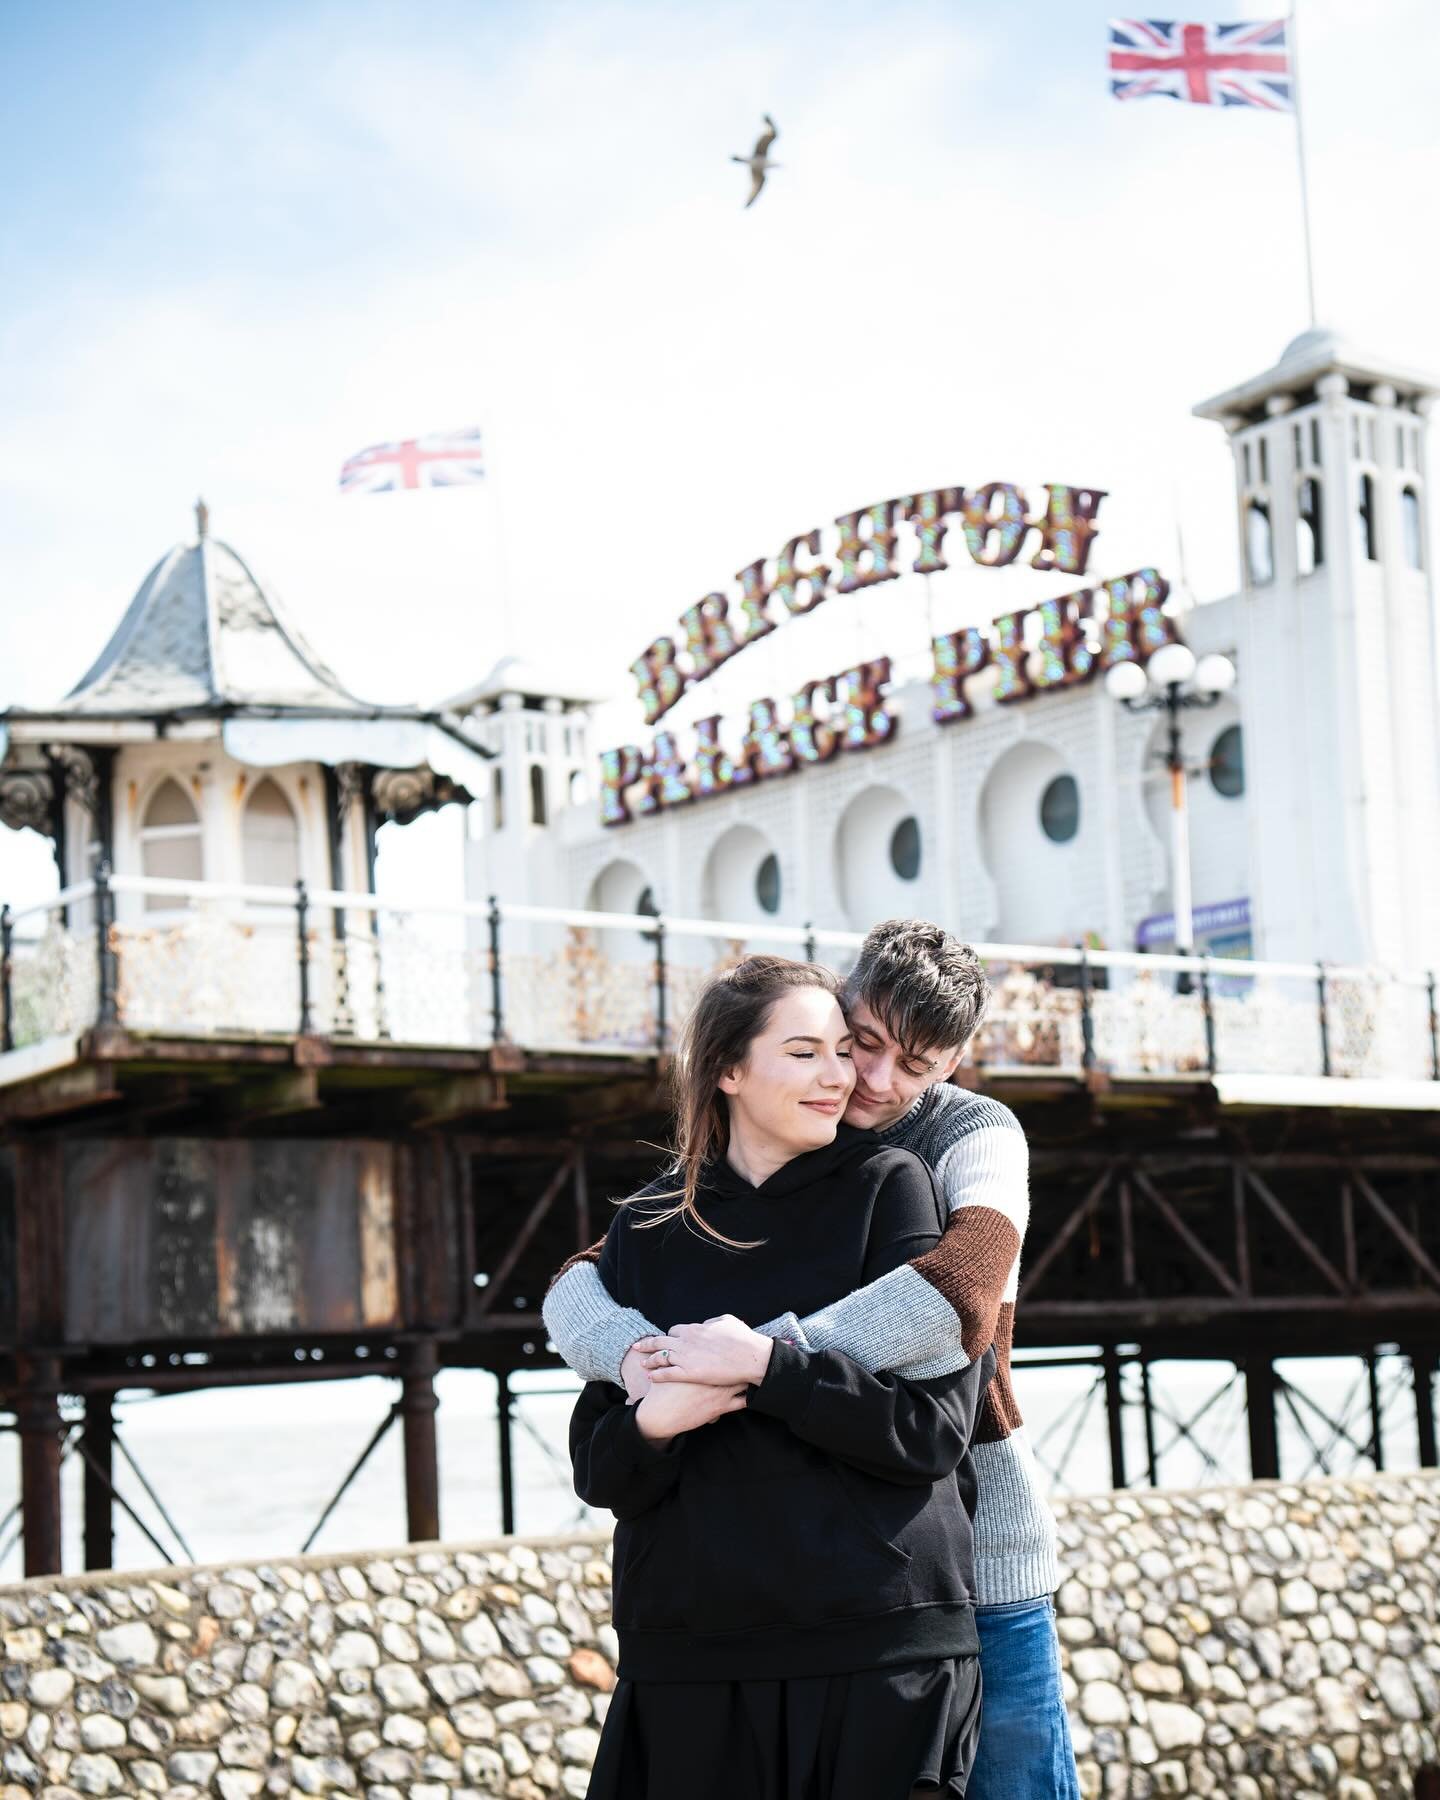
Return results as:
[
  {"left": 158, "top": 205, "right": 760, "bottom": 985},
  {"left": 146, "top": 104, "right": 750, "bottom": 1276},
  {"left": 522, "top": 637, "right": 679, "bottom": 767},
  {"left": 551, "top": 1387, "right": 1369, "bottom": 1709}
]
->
[{"left": 3, "top": 0, "right": 1438, "bottom": 907}]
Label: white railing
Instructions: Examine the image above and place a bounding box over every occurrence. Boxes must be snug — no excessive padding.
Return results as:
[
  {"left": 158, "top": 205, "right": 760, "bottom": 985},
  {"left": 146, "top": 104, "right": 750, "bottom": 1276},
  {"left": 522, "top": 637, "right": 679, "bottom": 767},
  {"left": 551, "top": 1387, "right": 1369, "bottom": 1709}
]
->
[{"left": 1, "top": 873, "right": 1437, "bottom": 1089}]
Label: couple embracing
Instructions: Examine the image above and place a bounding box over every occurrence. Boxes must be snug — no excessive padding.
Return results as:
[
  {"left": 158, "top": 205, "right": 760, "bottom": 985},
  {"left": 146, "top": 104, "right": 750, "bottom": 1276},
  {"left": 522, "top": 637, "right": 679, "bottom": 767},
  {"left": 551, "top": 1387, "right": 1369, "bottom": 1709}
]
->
[{"left": 543, "top": 919, "right": 1082, "bottom": 1799}]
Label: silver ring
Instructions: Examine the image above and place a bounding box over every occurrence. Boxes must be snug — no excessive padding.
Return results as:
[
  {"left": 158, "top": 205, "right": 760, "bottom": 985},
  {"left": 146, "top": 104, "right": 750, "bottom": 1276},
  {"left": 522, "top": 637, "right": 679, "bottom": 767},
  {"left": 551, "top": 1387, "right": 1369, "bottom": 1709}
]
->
[{"left": 656, "top": 1348, "right": 672, "bottom": 1365}]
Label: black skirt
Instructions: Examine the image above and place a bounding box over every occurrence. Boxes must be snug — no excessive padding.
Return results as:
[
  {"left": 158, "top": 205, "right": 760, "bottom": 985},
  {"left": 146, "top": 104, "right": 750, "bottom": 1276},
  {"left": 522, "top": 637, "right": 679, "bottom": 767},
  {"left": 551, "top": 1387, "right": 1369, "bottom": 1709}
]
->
[{"left": 586, "top": 1656, "right": 982, "bottom": 1800}]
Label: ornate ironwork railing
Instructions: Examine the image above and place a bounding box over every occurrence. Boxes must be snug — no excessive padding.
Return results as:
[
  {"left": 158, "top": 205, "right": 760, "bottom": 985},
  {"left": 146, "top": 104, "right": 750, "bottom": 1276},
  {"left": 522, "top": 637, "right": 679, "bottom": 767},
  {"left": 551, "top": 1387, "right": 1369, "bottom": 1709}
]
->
[{"left": 1, "top": 872, "right": 1438, "bottom": 1089}]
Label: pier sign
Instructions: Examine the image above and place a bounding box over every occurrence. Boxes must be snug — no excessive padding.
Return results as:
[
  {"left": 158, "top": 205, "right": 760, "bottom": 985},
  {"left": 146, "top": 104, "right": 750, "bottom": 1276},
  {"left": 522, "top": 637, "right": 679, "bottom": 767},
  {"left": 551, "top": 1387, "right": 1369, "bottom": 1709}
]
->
[{"left": 600, "top": 480, "right": 1176, "bottom": 827}]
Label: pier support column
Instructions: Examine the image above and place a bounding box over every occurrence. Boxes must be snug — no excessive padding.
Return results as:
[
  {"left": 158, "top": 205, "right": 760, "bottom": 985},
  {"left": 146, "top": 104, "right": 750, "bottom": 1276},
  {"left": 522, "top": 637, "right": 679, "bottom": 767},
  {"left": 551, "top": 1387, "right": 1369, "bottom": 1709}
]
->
[
  {"left": 1413, "top": 1349, "right": 1437, "bottom": 1469},
  {"left": 1102, "top": 1345, "right": 1127, "bottom": 1489},
  {"left": 496, "top": 1370, "right": 516, "bottom": 1536},
  {"left": 400, "top": 1339, "right": 440, "bottom": 1544},
  {"left": 17, "top": 1353, "right": 63, "bottom": 1577},
  {"left": 83, "top": 1389, "right": 115, "bottom": 1571},
  {"left": 1245, "top": 1356, "right": 1280, "bottom": 1480}
]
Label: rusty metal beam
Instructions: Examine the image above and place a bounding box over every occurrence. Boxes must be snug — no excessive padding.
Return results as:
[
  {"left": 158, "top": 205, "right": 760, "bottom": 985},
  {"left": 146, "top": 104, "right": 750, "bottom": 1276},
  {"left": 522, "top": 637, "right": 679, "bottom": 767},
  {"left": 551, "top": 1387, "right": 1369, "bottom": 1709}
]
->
[
  {"left": 408, "top": 1074, "right": 506, "bottom": 1129},
  {"left": 472, "top": 1155, "right": 575, "bottom": 1321},
  {"left": 214, "top": 1069, "right": 321, "bottom": 1125},
  {"left": 1018, "top": 1170, "right": 1112, "bottom": 1303},
  {"left": 1242, "top": 1166, "right": 1350, "bottom": 1295},
  {"left": 0, "top": 1065, "right": 121, "bottom": 1123},
  {"left": 574, "top": 1147, "right": 591, "bottom": 1253},
  {"left": 1349, "top": 1169, "right": 1440, "bottom": 1290},
  {"left": 1232, "top": 1164, "right": 1252, "bottom": 1294},
  {"left": 1131, "top": 1170, "right": 1241, "bottom": 1297}
]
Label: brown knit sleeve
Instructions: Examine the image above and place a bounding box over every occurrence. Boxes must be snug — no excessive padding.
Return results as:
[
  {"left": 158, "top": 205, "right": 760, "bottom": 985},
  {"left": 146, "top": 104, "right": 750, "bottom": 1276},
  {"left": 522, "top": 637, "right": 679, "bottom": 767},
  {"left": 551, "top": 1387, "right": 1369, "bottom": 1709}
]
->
[{"left": 909, "top": 1207, "right": 1021, "bottom": 1363}]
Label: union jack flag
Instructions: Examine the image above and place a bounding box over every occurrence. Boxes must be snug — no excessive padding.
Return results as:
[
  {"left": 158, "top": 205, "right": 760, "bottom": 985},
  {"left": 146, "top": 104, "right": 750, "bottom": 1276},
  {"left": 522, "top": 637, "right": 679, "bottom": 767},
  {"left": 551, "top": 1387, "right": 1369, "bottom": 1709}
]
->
[
  {"left": 1108, "top": 19, "right": 1292, "bottom": 110},
  {"left": 339, "top": 427, "right": 485, "bottom": 494}
]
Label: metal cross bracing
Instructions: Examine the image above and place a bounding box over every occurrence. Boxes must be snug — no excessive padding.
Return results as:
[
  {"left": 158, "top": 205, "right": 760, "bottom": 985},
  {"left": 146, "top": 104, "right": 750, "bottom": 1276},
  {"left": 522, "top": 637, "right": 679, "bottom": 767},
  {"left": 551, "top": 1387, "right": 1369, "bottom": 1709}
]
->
[
  {"left": 1018, "top": 1147, "right": 1440, "bottom": 1348},
  {"left": 1018, "top": 1345, "right": 1437, "bottom": 1495}
]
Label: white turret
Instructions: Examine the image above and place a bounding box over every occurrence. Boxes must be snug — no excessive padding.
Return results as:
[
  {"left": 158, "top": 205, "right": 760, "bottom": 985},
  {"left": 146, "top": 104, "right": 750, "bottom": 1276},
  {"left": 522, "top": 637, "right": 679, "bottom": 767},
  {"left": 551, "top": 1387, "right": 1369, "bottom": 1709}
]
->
[
  {"left": 445, "top": 655, "right": 603, "bottom": 908},
  {"left": 1195, "top": 330, "right": 1439, "bottom": 970}
]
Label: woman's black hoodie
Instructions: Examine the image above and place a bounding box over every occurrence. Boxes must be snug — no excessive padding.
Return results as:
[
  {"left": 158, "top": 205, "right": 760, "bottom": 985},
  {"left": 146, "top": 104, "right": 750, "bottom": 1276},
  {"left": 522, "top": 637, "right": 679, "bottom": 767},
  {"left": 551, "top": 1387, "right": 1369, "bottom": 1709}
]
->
[{"left": 568, "top": 1127, "right": 996, "bottom": 1683}]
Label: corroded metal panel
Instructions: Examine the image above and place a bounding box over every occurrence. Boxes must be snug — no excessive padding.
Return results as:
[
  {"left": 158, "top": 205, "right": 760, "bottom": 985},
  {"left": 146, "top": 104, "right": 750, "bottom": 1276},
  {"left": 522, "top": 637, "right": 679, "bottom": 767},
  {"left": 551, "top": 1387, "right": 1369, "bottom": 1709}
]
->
[{"left": 63, "top": 1139, "right": 404, "bottom": 1344}]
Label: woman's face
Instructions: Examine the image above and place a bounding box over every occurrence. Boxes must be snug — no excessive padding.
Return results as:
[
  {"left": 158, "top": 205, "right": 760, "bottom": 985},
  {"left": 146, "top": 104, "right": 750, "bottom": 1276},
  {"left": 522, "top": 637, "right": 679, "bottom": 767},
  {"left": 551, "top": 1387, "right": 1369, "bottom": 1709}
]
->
[{"left": 718, "top": 986, "right": 856, "bottom": 1155}]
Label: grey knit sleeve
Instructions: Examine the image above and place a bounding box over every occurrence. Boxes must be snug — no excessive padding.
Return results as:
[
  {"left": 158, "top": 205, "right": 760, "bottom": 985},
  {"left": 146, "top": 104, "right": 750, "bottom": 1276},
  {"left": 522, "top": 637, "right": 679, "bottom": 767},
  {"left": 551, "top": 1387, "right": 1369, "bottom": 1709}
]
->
[{"left": 541, "top": 1259, "right": 662, "bottom": 1387}]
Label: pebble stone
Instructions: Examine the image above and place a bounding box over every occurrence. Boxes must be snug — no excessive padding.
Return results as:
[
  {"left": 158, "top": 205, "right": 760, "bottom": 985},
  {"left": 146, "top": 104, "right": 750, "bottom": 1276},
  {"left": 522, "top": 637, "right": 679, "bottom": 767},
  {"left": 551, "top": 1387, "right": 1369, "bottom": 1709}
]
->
[{"left": 1, "top": 1475, "right": 1437, "bottom": 1797}]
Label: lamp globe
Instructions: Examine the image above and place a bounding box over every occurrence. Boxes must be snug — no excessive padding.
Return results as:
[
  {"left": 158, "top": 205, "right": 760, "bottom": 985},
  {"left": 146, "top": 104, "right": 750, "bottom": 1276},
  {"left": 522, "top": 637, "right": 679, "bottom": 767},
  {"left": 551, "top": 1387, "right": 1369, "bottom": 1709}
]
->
[
  {"left": 1104, "top": 660, "right": 1148, "bottom": 702},
  {"left": 1146, "top": 641, "right": 1198, "bottom": 691},
  {"left": 1194, "top": 653, "right": 1237, "bottom": 695}
]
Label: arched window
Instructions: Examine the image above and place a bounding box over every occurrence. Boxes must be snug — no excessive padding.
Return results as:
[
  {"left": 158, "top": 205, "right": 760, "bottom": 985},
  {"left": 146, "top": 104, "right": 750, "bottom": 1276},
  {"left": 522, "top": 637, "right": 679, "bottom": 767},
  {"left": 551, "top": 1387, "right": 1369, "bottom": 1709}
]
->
[
  {"left": 1357, "top": 473, "right": 1378, "bottom": 561},
  {"left": 1209, "top": 725, "right": 1245, "bottom": 799},
  {"left": 140, "top": 778, "right": 203, "bottom": 911},
  {"left": 1245, "top": 501, "right": 1274, "bottom": 586},
  {"left": 568, "top": 768, "right": 589, "bottom": 808},
  {"left": 1402, "top": 487, "right": 1424, "bottom": 570},
  {"left": 491, "top": 766, "right": 505, "bottom": 832},
  {"left": 1296, "top": 477, "right": 1324, "bottom": 576},
  {"left": 242, "top": 778, "right": 300, "bottom": 890},
  {"left": 529, "top": 763, "right": 547, "bottom": 827}
]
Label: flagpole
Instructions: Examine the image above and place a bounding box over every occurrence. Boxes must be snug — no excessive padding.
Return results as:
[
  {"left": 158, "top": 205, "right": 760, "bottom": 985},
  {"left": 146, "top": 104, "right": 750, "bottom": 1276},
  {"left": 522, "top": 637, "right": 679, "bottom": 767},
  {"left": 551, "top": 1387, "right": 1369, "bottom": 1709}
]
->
[
  {"left": 482, "top": 420, "right": 517, "bottom": 660},
  {"left": 1289, "top": 3, "right": 1319, "bottom": 329}
]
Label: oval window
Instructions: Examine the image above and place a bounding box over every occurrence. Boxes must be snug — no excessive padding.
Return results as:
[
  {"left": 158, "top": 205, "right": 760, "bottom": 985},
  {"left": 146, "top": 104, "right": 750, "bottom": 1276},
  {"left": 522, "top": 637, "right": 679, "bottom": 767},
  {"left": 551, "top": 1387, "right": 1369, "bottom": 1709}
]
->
[
  {"left": 1040, "top": 775, "right": 1080, "bottom": 844},
  {"left": 756, "top": 853, "right": 781, "bottom": 915},
  {"left": 1209, "top": 725, "right": 1245, "bottom": 799},
  {"left": 889, "top": 816, "right": 921, "bottom": 881}
]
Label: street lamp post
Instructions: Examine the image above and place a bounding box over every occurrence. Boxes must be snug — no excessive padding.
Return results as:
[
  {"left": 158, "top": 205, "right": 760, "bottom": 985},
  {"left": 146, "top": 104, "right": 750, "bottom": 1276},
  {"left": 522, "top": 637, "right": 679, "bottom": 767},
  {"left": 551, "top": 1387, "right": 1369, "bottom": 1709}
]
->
[{"left": 1105, "top": 643, "right": 1237, "bottom": 956}]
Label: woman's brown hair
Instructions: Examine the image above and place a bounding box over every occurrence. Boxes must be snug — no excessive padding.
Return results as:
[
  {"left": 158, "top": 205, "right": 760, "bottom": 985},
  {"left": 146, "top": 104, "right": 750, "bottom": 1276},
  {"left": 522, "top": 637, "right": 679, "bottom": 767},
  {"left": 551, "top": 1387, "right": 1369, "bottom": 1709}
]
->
[{"left": 631, "top": 954, "right": 842, "bottom": 1247}]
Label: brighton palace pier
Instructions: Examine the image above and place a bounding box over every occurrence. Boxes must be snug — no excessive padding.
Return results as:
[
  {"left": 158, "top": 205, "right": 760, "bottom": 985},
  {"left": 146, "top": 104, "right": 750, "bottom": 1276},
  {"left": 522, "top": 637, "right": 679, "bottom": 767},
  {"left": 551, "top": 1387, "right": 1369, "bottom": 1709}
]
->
[{"left": 1, "top": 316, "right": 1439, "bottom": 1775}]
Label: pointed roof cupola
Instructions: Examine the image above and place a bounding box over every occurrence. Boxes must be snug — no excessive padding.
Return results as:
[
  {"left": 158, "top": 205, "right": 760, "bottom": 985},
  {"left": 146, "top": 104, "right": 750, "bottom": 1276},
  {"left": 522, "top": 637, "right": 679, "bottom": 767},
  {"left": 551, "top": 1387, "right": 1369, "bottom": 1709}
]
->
[
  {"left": 54, "top": 504, "right": 373, "bottom": 723},
  {"left": 0, "top": 510, "right": 495, "bottom": 846}
]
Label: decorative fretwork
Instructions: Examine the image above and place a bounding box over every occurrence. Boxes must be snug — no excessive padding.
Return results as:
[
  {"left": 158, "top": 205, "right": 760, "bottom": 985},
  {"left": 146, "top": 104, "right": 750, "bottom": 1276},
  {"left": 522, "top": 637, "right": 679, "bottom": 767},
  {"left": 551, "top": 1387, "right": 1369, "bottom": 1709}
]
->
[
  {"left": 7, "top": 919, "right": 98, "bottom": 1043},
  {"left": 54, "top": 746, "right": 101, "bottom": 817},
  {"left": 371, "top": 766, "right": 471, "bottom": 827}
]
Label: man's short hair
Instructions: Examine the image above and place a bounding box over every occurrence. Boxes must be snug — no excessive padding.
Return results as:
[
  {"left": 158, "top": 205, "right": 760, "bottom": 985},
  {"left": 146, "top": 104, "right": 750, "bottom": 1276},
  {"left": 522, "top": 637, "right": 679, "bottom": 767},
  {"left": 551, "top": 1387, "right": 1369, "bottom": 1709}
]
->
[{"left": 842, "top": 918, "right": 991, "bottom": 1057}]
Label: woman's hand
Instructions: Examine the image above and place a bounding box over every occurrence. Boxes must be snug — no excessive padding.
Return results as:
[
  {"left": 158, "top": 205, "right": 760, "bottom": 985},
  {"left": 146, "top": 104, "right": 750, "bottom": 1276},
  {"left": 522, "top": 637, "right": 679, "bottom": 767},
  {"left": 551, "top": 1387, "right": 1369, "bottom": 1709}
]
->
[
  {"left": 620, "top": 1344, "right": 652, "bottom": 1403},
  {"left": 633, "top": 1377, "right": 747, "bottom": 1445},
  {"left": 634, "top": 1315, "right": 775, "bottom": 1388}
]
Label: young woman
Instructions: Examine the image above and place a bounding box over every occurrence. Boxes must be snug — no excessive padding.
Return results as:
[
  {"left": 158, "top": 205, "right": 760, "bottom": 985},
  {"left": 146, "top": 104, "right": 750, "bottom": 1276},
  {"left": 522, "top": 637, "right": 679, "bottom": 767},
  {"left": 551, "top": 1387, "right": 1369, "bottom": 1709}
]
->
[{"left": 569, "top": 956, "right": 996, "bottom": 1800}]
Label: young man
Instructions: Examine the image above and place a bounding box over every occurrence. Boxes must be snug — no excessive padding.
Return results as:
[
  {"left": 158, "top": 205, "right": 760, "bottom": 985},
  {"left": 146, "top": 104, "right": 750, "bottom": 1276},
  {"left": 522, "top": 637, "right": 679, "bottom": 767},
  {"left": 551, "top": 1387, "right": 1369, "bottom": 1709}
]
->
[{"left": 542, "top": 919, "right": 1081, "bottom": 1799}]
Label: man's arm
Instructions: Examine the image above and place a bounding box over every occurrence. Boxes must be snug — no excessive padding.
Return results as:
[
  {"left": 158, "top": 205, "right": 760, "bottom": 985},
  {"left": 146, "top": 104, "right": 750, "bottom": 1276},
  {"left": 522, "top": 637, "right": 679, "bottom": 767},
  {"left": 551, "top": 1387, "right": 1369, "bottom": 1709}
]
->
[
  {"left": 765, "top": 1105, "right": 1028, "bottom": 1380},
  {"left": 543, "top": 1245, "right": 663, "bottom": 1386},
  {"left": 548, "top": 1101, "right": 1028, "bottom": 1385}
]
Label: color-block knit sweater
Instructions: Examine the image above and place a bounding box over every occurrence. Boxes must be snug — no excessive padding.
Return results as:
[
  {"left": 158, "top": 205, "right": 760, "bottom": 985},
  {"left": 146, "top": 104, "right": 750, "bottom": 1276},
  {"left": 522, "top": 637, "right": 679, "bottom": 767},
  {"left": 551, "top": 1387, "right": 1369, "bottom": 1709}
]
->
[{"left": 542, "top": 1084, "right": 1058, "bottom": 1606}]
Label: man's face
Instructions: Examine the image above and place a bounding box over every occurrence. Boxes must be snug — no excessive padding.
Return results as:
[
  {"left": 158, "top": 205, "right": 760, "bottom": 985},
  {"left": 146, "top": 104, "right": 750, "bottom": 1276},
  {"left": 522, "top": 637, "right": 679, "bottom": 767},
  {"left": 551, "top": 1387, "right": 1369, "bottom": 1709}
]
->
[{"left": 842, "top": 997, "right": 964, "bottom": 1131}]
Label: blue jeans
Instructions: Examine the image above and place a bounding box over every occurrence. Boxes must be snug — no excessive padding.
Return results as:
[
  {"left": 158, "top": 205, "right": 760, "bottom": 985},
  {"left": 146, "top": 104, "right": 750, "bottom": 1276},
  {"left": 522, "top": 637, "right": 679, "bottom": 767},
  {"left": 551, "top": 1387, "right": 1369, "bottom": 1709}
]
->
[{"left": 968, "top": 1597, "right": 1082, "bottom": 1800}]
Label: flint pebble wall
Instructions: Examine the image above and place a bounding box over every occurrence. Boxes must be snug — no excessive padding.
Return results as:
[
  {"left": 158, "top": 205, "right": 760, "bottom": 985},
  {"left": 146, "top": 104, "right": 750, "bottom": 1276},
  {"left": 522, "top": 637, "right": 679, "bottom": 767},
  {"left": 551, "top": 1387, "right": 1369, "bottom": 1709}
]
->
[{"left": 1, "top": 1470, "right": 1437, "bottom": 1800}]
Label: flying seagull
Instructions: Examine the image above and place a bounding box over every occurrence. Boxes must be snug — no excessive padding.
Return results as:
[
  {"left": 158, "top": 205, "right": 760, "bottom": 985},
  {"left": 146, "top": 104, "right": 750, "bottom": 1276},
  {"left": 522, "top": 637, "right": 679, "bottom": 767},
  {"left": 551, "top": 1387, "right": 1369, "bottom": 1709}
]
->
[{"left": 732, "top": 114, "right": 779, "bottom": 208}]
